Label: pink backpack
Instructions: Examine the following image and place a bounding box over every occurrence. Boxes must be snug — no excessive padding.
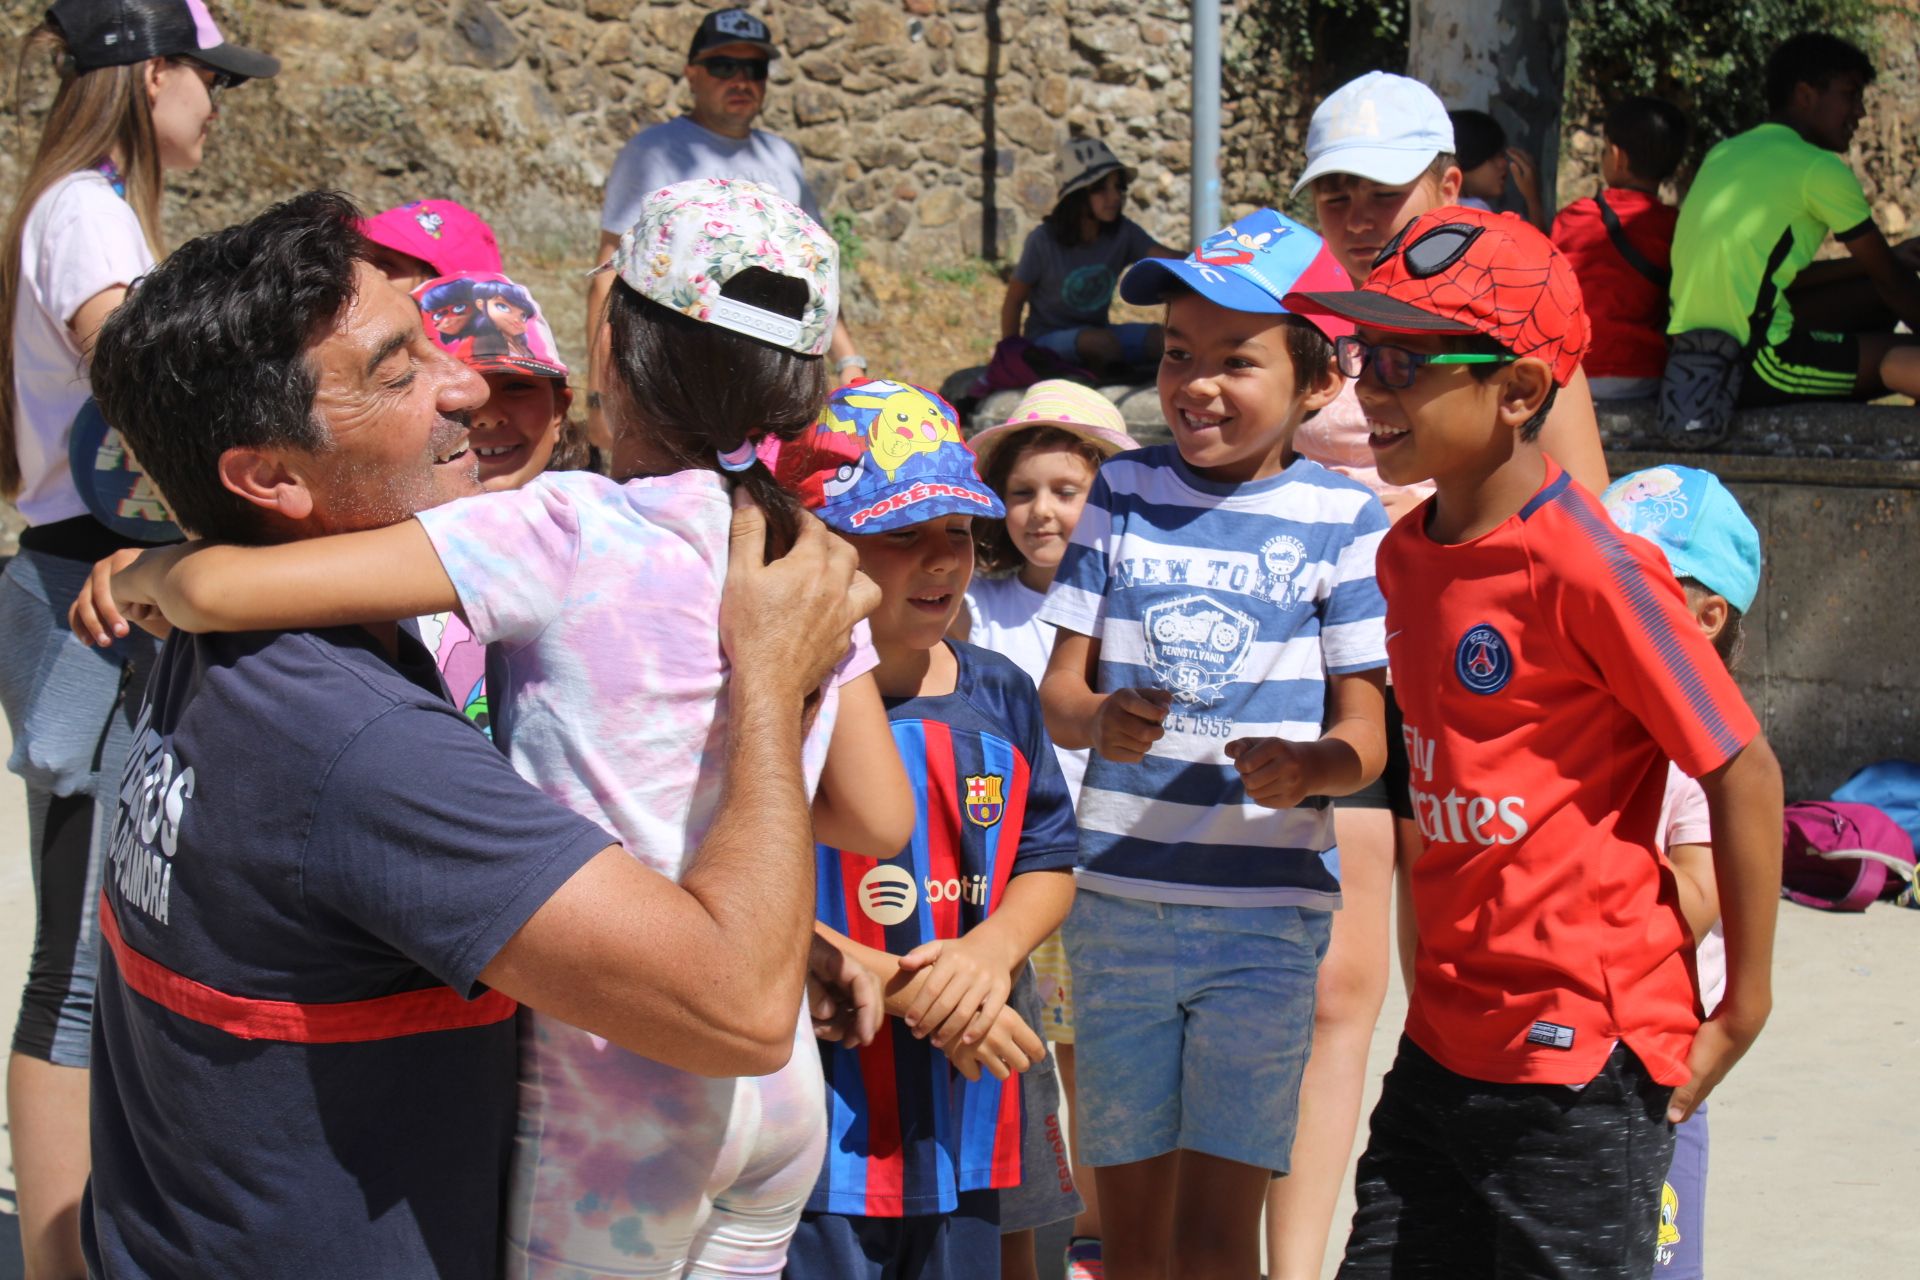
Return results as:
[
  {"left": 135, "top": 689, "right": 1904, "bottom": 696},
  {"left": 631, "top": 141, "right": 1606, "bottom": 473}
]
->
[{"left": 1780, "top": 801, "right": 1917, "bottom": 912}]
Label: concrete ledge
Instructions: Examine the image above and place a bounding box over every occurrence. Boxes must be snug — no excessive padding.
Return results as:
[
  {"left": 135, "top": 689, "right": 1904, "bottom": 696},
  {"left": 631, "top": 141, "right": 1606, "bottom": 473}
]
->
[{"left": 954, "top": 376, "right": 1918, "bottom": 800}]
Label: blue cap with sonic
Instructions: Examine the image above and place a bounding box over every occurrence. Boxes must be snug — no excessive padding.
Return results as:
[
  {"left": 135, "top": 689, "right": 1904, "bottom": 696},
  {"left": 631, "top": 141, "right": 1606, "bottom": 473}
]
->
[
  {"left": 773, "top": 378, "right": 1005, "bottom": 534},
  {"left": 1118, "top": 208, "right": 1356, "bottom": 343},
  {"left": 1602, "top": 465, "right": 1761, "bottom": 613}
]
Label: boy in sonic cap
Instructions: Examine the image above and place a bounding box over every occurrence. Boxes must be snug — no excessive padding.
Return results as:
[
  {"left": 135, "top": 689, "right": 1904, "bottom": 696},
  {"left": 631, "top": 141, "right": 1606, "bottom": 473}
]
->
[
  {"left": 777, "top": 381, "right": 1080, "bottom": 1280},
  {"left": 1037, "top": 209, "right": 1390, "bottom": 1277},
  {"left": 1286, "top": 208, "right": 1784, "bottom": 1278}
]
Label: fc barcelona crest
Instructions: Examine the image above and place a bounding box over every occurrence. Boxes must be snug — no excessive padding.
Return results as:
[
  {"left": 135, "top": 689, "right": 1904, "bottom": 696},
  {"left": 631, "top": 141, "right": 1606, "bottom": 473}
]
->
[{"left": 964, "top": 774, "right": 1005, "bottom": 827}]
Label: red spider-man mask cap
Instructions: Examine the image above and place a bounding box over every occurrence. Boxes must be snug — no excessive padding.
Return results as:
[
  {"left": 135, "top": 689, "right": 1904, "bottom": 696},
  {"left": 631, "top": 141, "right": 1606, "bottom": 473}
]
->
[{"left": 1284, "top": 205, "right": 1591, "bottom": 386}]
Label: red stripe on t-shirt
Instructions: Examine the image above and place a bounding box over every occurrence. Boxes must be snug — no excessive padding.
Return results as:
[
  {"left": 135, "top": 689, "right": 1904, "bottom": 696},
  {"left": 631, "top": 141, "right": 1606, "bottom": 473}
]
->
[
  {"left": 990, "top": 1061, "right": 1024, "bottom": 1187},
  {"left": 989, "top": 751, "right": 1032, "bottom": 911},
  {"left": 921, "top": 722, "right": 962, "bottom": 942},
  {"left": 858, "top": 1016, "right": 905, "bottom": 1215},
  {"left": 98, "top": 893, "right": 516, "bottom": 1043}
]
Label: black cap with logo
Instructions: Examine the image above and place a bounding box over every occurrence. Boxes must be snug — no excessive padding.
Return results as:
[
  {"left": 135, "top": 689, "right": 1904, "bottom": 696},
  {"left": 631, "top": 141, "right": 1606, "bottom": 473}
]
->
[
  {"left": 687, "top": 7, "right": 776, "bottom": 61},
  {"left": 49, "top": 0, "right": 279, "bottom": 84}
]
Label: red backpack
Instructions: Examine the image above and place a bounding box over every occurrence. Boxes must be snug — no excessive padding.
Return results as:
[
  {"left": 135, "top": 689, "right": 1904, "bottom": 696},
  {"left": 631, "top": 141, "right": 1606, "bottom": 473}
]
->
[{"left": 1780, "top": 801, "right": 1917, "bottom": 912}]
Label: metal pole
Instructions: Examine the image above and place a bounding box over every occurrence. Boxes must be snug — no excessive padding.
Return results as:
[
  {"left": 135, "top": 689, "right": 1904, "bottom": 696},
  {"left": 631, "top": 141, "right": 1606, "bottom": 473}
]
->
[{"left": 1191, "top": 0, "right": 1221, "bottom": 240}]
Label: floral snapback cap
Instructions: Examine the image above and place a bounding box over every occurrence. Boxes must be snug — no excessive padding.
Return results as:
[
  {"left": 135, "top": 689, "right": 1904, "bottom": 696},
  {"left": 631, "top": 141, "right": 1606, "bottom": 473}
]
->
[{"left": 606, "top": 177, "right": 839, "bottom": 357}]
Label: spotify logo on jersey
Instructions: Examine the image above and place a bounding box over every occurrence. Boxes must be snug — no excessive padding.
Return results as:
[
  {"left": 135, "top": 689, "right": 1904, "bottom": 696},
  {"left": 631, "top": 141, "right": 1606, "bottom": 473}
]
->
[{"left": 858, "top": 864, "right": 919, "bottom": 926}]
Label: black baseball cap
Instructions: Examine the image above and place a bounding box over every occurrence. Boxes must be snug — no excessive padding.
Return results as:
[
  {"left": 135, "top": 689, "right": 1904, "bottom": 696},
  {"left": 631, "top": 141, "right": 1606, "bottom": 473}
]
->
[
  {"left": 50, "top": 0, "right": 279, "bottom": 84},
  {"left": 687, "top": 7, "right": 776, "bottom": 60}
]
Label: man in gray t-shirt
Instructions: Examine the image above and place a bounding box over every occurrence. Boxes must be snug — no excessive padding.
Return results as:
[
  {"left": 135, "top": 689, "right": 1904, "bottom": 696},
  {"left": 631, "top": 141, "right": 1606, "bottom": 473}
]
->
[{"left": 587, "top": 9, "right": 865, "bottom": 445}]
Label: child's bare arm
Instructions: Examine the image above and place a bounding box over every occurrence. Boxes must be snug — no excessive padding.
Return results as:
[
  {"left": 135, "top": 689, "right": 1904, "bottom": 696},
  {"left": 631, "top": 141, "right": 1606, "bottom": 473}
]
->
[
  {"left": 1041, "top": 630, "right": 1170, "bottom": 759},
  {"left": 108, "top": 521, "right": 459, "bottom": 634},
  {"left": 1226, "top": 667, "right": 1387, "bottom": 809},
  {"left": 811, "top": 926, "right": 1046, "bottom": 1081},
  {"left": 896, "top": 868, "right": 1074, "bottom": 1052},
  {"left": 1667, "top": 842, "right": 1720, "bottom": 943},
  {"left": 1000, "top": 279, "right": 1032, "bottom": 341},
  {"left": 812, "top": 673, "right": 914, "bottom": 858},
  {"left": 1671, "top": 734, "right": 1782, "bottom": 1123}
]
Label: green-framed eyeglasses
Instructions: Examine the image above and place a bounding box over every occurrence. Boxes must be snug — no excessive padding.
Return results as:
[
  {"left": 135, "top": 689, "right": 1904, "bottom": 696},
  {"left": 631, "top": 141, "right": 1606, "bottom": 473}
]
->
[{"left": 1334, "top": 335, "right": 1517, "bottom": 389}]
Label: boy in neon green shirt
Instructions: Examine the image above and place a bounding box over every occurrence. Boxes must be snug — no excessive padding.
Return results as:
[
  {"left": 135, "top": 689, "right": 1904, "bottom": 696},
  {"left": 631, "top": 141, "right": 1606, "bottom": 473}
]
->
[{"left": 1669, "top": 32, "right": 1920, "bottom": 404}]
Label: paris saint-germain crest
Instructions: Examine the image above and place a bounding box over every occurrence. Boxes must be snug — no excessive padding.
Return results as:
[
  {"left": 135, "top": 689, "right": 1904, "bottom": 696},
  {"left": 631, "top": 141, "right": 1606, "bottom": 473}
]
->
[{"left": 1454, "top": 622, "right": 1512, "bottom": 695}]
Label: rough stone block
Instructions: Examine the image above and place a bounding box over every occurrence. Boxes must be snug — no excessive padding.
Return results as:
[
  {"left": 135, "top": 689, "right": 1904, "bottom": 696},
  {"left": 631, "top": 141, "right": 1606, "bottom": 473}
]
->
[{"left": 445, "top": 0, "right": 520, "bottom": 70}]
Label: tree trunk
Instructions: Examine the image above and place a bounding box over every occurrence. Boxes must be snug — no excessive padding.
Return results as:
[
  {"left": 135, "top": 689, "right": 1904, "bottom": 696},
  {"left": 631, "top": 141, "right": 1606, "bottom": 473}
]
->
[{"left": 1407, "top": 0, "right": 1568, "bottom": 212}]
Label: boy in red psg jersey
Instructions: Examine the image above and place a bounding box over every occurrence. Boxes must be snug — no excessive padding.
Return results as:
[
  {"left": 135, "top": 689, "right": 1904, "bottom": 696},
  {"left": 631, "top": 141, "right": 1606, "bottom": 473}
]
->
[{"left": 1288, "top": 207, "right": 1783, "bottom": 1279}]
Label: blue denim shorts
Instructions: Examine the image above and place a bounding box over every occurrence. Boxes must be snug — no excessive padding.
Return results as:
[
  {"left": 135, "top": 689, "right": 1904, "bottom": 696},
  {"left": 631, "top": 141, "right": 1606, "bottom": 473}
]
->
[
  {"left": 1062, "top": 889, "right": 1331, "bottom": 1172},
  {"left": 1031, "top": 321, "right": 1159, "bottom": 365}
]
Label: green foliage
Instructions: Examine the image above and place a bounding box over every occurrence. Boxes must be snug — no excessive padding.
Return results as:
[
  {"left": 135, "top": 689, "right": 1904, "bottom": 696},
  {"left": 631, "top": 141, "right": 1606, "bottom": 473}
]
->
[
  {"left": 827, "top": 210, "right": 864, "bottom": 268},
  {"left": 927, "top": 258, "right": 995, "bottom": 287},
  {"left": 1567, "top": 0, "right": 1886, "bottom": 162}
]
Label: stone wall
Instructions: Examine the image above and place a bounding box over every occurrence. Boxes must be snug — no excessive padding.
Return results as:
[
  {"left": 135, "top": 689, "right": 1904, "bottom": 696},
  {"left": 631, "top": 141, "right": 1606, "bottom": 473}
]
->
[{"left": 0, "top": 0, "right": 1200, "bottom": 274}]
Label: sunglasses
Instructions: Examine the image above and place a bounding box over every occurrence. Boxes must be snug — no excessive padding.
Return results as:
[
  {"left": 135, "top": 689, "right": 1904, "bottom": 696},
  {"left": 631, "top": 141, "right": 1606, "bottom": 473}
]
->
[
  {"left": 1334, "top": 335, "right": 1515, "bottom": 390},
  {"left": 693, "top": 55, "right": 771, "bottom": 82},
  {"left": 171, "top": 57, "right": 239, "bottom": 103}
]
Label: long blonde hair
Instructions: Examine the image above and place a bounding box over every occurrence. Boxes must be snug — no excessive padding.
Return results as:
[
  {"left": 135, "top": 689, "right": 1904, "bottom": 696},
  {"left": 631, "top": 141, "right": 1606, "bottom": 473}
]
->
[{"left": 1, "top": 20, "right": 164, "bottom": 499}]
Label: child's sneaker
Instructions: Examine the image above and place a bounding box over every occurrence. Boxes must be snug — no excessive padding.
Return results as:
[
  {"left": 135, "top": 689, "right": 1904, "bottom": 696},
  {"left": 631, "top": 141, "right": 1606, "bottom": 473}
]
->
[{"left": 1064, "top": 1235, "right": 1104, "bottom": 1280}]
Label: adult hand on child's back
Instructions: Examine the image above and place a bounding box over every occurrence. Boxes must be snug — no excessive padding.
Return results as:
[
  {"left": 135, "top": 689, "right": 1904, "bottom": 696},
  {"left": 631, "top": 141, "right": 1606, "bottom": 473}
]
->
[
  {"left": 947, "top": 1004, "right": 1045, "bottom": 1083},
  {"left": 1226, "top": 736, "right": 1317, "bottom": 810},
  {"left": 1094, "top": 687, "right": 1172, "bottom": 762},
  {"left": 721, "top": 489, "right": 878, "bottom": 698},
  {"left": 1668, "top": 999, "right": 1769, "bottom": 1123}
]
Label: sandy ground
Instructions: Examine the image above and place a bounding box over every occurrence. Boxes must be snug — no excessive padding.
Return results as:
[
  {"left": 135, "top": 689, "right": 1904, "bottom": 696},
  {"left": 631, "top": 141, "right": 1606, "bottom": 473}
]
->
[{"left": 0, "top": 704, "right": 1914, "bottom": 1276}]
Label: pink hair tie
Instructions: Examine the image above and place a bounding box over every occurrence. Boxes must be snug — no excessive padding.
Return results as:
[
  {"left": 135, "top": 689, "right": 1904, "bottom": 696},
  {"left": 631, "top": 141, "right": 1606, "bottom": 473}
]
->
[{"left": 716, "top": 440, "right": 759, "bottom": 473}]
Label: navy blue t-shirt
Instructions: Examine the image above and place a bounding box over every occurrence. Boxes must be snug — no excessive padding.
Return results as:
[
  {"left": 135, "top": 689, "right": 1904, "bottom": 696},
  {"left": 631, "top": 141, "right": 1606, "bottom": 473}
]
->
[
  {"left": 811, "top": 643, "right": 1078, "bottom": 1217},
  {"left": 82, "top": 626, "right": 611, "bottom": 1278}
]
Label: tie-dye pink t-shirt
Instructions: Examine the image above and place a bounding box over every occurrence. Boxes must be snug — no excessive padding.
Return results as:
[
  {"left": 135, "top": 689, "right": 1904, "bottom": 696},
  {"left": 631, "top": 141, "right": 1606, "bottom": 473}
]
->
[
  {"left": 416, "top": 467, "right": 874, "bottom": 880},
  {"left": 415, "top": 468, "right": 873, "bottom": 1275}
]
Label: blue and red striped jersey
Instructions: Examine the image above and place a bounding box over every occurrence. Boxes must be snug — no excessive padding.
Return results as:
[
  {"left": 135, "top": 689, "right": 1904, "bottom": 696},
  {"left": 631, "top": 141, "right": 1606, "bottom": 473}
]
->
[{"left": 809, "top": 642, "right": 1078, "bottom": 1217}]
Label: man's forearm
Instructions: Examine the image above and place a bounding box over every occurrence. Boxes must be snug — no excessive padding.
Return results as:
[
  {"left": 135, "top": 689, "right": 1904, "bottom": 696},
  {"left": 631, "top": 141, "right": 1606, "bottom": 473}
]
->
[{"left": 678, "top": 673, "right": 816, "bottom": 1042}]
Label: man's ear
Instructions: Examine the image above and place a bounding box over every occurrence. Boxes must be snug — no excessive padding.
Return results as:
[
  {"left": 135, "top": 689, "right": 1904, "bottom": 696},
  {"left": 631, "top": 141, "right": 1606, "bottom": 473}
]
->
[
  {"left": 217, "top": 447, "right": 315, "bottom": 523},
  {"left": 1494, "top": 357, "right": 1554, "bottom": 432}
]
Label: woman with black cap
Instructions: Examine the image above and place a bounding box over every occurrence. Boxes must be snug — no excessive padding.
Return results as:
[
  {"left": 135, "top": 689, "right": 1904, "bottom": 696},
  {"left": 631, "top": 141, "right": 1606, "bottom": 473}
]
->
[{"left": 0, "top": 4, "right": 275, "bottom": 1274}]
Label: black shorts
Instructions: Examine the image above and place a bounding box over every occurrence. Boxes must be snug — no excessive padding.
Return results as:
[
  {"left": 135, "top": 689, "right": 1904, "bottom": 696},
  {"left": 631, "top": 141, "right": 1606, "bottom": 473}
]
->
[
  {"left": 1331, "top": 681, "right": 1411, "bottom": 820},
  {"left": 1740, "top": 325, "right": 1860, "bottom": 405},
  {"left": 1339, "top": 1036, "right": 1676, "bottom": 1279}
]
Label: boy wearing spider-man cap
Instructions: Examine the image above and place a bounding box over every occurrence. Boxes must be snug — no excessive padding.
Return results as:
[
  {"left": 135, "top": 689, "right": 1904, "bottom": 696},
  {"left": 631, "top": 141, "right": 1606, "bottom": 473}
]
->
[{"left": 1287, "top": 208, "right": 1784, "bottom": 1279}]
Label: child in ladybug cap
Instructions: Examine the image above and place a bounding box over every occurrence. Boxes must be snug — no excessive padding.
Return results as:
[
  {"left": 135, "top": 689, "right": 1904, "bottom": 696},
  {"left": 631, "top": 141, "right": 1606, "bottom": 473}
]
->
[{"left": 1287, "top": 209, "right": 1783, "bottom": 1278}]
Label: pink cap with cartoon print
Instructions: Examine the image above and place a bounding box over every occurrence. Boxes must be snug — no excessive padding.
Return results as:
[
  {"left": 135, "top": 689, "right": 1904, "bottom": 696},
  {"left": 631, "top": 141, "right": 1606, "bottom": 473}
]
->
[{"left": 411, "top": 272, "right": 569, "bottom": 380}]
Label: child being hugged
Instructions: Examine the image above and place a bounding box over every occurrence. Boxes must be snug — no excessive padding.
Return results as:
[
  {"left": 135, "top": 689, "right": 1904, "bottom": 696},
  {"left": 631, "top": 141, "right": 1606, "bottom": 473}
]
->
[
  {"left": 775, "top": 384, "right": 1080, "bottom": 1280},
  {"left": 1037, "top": 210, "right": 1391, "bottom": 1279},
  {"left": 1286, "top": 206, "right": 1782, "bottom": 1278},
  {"left": 1002, "top": 137, "right": 1183, "bottom": 378},
  {"left": 98, "top": 179, "right": 917, "bottom": 1280},
  {"left": 1602, "top": 464, "right": 1763, "bottom": 1280}
]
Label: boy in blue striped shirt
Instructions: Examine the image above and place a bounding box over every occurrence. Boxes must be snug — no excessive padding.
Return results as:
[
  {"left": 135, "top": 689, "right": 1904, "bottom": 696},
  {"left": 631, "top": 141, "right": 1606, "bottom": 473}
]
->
[{"left": 1037, "top": 211, "right": 1390, "bottom": 1279}]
